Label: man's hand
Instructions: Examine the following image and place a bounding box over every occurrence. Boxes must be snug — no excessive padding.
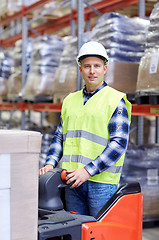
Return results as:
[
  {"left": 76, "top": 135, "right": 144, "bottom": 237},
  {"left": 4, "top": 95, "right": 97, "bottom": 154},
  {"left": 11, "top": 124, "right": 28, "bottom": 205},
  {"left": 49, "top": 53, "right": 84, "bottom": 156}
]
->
[
  {"left": 66, "top": 168, "right": 90, "bottom": 189},
  {"left": 39, "top": 164, "right": 53, "bottom": 175}
]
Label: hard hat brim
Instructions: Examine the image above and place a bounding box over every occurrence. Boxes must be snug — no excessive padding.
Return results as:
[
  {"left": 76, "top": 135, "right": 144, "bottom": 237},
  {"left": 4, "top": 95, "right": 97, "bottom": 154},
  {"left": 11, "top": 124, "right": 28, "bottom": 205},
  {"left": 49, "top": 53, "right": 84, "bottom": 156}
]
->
[{"left": 76, "top": 54, "right": 108, "bottom": 66}]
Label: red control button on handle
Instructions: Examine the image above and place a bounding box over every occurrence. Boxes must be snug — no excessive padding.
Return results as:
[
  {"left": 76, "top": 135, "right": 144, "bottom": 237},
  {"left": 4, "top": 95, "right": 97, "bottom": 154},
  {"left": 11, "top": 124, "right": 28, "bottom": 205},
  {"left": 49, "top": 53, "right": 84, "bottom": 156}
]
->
[{"left": 61, "top": 170, "right": 67, "bottom": 182}]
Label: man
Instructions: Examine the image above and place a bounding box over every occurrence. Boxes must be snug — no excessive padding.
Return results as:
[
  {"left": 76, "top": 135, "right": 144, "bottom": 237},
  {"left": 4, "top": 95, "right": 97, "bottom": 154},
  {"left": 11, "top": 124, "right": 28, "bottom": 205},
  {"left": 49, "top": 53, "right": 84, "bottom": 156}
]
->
[{"left": 39, "top": 41, "right": 131, "bottom": 217}]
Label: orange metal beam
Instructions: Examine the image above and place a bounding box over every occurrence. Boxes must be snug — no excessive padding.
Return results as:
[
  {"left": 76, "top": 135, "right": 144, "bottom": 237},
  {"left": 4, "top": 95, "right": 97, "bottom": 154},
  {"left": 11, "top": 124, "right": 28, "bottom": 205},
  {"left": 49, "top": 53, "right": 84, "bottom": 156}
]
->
[
  {"left": 0, "top": 102, "right": 62, "bottom": 112},
  {"left": 132, "top": 104, "right": 159, "bottom": 116},
  {"left": 25, "top": 102, "right": 62, "bottom": 112},
  {"left": 1, "top": 102, "right": 159, "bottom": 116},
  {"left": 0, "top": 16, "right": 71, "bottom": 48},
  {"left": 85, "top": 0, "right": 138, "bottom": 15},
  {"left": 0, "top": 33, "right": 22, "bottom": 48},
  {"left": 88, "top": 0, "right": 139, "bottom": 17}
]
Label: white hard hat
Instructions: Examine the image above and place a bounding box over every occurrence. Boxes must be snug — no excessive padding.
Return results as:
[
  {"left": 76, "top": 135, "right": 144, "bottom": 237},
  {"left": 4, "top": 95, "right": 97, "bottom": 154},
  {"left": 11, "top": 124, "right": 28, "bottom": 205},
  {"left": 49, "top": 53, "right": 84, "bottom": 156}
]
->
[{"left": 76, "top": 41, "right": 109, "bottom": 66}]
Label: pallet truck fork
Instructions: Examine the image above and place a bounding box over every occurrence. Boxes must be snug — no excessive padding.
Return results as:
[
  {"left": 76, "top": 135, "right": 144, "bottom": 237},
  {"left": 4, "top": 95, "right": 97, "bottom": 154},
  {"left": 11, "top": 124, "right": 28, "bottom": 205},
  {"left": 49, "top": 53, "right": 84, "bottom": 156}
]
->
[{"left": 38, "top": 168, "right": 143, "bottom": 240}]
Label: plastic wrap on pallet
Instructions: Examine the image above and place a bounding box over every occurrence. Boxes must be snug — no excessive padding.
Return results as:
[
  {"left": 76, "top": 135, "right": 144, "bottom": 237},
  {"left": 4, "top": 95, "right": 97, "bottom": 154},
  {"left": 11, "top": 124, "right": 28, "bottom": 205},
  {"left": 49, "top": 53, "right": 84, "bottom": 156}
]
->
[
  {"left": 108, "top": 47, "right": 144, "bottom": 63},
  {"left": 7, "top": 70, "right": 22, "bottom": 102},
  {"left": 53, "top": 33, "right": 91, "bottom": 99},
  {"left": 0, "top": 0, "right": 7, "bottom": 16},
  {"left": 53, "top": 36, "right": 78, "bottom": 98},
  {"left": 6, "top": 39, "right": 33, "bottom": 101},
  {"left": 146, "top": 31, "right": 159, "bottom": 50},
  {"left": 145, "top": 3, "right": 159, "bottom": 52},
  {"left": 0, "top": 50, "right": 13, "bottom": 100},
  {"left": 22, "top": 35, "right": 64, "bottom": 102},
  {"left": 0, "top": 50, "right": 12, "bottom": 79},
  {"left": 7, "top": 0, "right": 38, "bottom": 13},
  {"left": 136, "top": 50, "right": 159, "bottom": 96},
  {"left": 121, "top": 144, "right": 159, "bottom": 219},
  {"left": 95, "top": 12, "right": 148, "bottom": 31},
  {"left": 13, "top": 39, "right": 33, "bottom": 73},
  {"left": 59, "top": 36, "right": 78, "bottom": 67},
  {"left": 136, "top": 3, "right": 159, "bottom": 98},
  {"left": 91, "top": 12, "right": 149, "bottom": 63}
]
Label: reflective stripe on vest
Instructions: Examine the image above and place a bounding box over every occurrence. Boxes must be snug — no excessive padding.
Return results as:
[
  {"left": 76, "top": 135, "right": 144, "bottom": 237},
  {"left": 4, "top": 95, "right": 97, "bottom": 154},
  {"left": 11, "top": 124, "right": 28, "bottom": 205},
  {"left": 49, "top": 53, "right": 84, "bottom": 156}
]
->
[
  {"left": 63, "top": 130, "right": 109, "bottom": 146},
  {"left": 62, "top": 154, "right": 122, "bottom": 173},
  {"left": 61, "top": 86, "right": 131, "bottom": 184}
]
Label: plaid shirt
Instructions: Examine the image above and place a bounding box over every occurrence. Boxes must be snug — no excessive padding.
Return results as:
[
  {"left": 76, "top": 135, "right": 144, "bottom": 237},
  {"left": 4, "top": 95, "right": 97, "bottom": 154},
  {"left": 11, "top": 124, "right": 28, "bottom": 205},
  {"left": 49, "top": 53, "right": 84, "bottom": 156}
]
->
[{"left": 46, "top": 82, "right": 130, "bottom": 177}]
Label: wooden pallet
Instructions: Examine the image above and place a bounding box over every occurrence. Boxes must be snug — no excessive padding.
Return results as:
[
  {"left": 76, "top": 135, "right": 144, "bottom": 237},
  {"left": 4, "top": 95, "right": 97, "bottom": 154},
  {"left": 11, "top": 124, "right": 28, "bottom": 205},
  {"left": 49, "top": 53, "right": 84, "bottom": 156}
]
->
[
  {"left": 143, "top": 217, "right": 159, "bottom": 228},
  {"left": 135, "top": 93, "right": 159, "bottom": 105}
]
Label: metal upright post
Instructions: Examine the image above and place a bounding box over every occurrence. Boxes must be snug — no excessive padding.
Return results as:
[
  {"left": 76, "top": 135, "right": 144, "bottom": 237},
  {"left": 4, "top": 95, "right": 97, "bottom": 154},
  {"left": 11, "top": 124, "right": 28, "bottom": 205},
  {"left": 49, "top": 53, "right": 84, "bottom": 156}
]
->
[
  {"left": 21, "top": 1, "right": 28, "bottom": 130},
  {"left": 77, "top": 0, "right": 84, "bottom": 91},
  {"left": 71, "top": 0, "right": 76, "bottom": 37},
  {"left": 155, "top": 117, "right": 159, "bottom": 143},
  {"left": 137, "top": 116, "right": 144, "bottom": 145},
  {"left": 138, "top": 1, "right": 145, "bottom": 143},
  {"left": 138, "top": 0, "right": 145, "bottom": 18}
]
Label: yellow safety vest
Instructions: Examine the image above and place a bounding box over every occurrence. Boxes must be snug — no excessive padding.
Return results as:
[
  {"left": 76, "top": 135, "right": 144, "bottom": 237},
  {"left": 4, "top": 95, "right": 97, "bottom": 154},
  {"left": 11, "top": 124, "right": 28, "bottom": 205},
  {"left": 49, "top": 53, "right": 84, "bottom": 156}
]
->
[{"left": 61, "top": 86, "right": 131, "bottom": 184}]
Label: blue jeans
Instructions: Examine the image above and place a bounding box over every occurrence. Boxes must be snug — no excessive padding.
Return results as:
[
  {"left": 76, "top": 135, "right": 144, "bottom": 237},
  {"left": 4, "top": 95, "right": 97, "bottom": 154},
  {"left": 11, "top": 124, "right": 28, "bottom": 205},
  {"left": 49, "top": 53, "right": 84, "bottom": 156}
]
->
[{"left": 65, "top": 181, "right": 117, "bottom": 217}]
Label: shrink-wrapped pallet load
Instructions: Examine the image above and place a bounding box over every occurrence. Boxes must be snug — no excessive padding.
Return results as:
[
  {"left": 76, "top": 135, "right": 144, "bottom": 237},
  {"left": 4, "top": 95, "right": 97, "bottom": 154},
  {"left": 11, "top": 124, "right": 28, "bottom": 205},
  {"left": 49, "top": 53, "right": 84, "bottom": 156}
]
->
[
  {"left": 92, "top": 12, "right": 149, "bottom": 63},
  {"left": 121, "top": 144, "right": 159, "bottom": 220},
  {"left": 0, "top": 50, "right": 12, "bottom": 101},
  {"left": 91, "top": 12, "right": 149, "bottom": 95},
  {"left": 0, "top": 130, "right": 42, "bottom": 240},
  {"left": 7, "top": 0, "right": 38, "bottom": 13},
  {"left": 22, "top": 35, "right": 64, "bottom": 102},
  {"left": 0, "top": 0, "right": 7, "bottom": 16},
  {"left": 53, "top": 36, "right": 78, "bottom": 102},
  {"left": 7, "top": 39, "right": 32, "bottom": 102},
  {"left": 136, "top": 51, "right": 159, "bottom": 95},
  {"left": 136, "top": 2, "right": 159, "bottom": 102},
  {"left": 53, "top": 13, "right": 148, "bottom": 100},
  {"left": 53, "top": 34, "right": 90, "bottom": 102}
]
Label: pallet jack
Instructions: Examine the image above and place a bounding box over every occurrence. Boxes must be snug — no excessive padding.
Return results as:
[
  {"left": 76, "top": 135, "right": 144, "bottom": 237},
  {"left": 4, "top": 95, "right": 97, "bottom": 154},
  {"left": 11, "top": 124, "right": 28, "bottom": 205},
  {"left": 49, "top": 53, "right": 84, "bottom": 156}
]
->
[{"left": 38, "top": 168, "right": 143, "bottom": 240}]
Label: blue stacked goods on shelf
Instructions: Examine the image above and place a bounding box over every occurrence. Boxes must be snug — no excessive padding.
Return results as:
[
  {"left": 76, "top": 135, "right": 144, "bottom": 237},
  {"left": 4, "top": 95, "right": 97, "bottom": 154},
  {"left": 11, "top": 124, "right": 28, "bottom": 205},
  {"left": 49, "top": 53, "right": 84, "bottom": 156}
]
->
[
  {"left": 7, "top": 39, "right": 33, "bottom": 102},
  {"left": 22, "top": 35, "right": 65, "bottom": 102},
  {"left": 121, "top": 144, "right": 159, "bottom": 221},
  {"left": 146, "top": 2, "right": 159, "bottom": 51},
  {"left": 92, "top": 12, "right": 149, "bottom": 63},
  {"left": 0, "top": 49, "right": 13, "bottom": 99},
  {"left": 0, "top": 50, "right": 12, "bottom": 79}
]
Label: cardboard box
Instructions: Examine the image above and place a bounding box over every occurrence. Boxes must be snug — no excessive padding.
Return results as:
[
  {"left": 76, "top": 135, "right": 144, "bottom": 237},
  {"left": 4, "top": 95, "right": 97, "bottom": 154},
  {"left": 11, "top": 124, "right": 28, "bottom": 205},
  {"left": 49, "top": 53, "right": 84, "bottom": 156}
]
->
[
  {"left": 136, "top": 53, "right": 159, "bottom": 94},
  {"left": 0, "top": 130, "right": 42, "bottom": 240},
  {"left": 105, "top": 61, "right": 139, "bottom": 94},
  {"left": 54, "top": 66, "right": 77, "bottom": 93}
]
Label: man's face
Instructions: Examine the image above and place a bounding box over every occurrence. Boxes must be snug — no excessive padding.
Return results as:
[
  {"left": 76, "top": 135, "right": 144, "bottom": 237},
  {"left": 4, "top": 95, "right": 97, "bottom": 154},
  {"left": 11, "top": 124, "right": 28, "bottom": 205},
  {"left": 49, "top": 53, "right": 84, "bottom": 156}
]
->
[{"left": 79, "top": 57, "right": 107, "bottom": 93}]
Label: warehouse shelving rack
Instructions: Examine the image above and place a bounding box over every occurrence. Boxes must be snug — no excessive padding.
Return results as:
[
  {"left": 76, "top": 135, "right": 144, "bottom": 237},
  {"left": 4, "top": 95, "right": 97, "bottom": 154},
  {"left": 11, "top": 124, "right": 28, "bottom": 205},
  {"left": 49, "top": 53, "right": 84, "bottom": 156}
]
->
[
  {"left": 0, "top": 0, "right": 140, "bottom": 49},
  {"left": 1, "top": 101, "right": 159, "bottom": 116},
  {"left": 1, "top": 101, "right": 159, "bottom": 144},
  {"left": 0, "top": 0, "right": 157, "bottom": 145}
]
